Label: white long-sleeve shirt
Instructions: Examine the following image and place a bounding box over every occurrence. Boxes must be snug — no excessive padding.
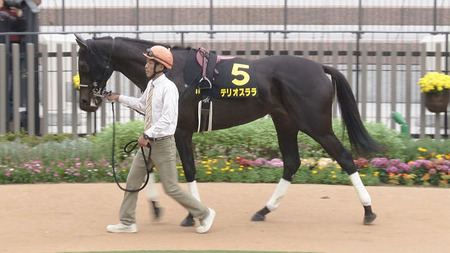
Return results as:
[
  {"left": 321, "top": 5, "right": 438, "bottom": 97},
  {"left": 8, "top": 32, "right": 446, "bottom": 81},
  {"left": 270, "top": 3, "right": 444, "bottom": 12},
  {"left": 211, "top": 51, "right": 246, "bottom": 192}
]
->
[{"left": 118, "top": 74, "right": 179, "bottom": 138}]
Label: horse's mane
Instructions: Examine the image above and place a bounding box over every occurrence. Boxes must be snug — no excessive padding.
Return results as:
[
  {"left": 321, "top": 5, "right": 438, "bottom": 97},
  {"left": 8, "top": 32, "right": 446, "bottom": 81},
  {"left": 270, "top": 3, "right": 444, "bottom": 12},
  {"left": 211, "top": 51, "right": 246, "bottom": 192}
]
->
[{"left": 90, "top": 36, "right": 191, "bottom": 51}]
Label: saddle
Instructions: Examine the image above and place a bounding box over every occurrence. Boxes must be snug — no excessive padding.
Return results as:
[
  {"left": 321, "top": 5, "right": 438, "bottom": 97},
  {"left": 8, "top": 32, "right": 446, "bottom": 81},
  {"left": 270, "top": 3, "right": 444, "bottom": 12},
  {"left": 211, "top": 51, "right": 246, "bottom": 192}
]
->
[
  {"left": 184, "top": 47, "right": 256, "bottom": 133},
  {"left": 195, "top": 47, "right": 235, "bottom": 89}
]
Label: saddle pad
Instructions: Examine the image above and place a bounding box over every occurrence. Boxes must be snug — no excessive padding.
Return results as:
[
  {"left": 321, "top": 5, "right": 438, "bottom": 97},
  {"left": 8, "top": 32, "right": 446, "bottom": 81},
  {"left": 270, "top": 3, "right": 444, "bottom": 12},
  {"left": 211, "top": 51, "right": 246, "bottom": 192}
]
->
[{"left": 184, "top": 49, "right": 259, "bottom": 99}]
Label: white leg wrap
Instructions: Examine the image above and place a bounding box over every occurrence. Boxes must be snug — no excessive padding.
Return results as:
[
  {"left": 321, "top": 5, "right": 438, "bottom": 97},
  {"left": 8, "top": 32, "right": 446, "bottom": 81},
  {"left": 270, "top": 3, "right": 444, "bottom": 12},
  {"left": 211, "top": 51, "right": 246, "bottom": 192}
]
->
[
  {"left": 147, "top": 173, "right": 159, "bottom": 201},
  {"left": 266, "top": 178, "right": 291, "bottom": 211},
  {"left": 350, "top": 172, "right": 372, "bottom": 206},
  {"left": 188, "top": 180, "right": 201, "bottom": 201}
]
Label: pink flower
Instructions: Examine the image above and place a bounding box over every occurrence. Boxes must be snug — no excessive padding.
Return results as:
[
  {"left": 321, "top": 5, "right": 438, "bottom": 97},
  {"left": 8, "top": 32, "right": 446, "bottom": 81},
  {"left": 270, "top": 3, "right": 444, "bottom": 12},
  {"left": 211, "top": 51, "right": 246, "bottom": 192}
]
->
[
  {"left": 370, "top": 158, "right": 389, "bottom": 167},
  {"left": 253, "top": 158, "right": 268, "bottom": 166},
  {"left": 266, "top": 158, "right": 284, "bottom": 167}
]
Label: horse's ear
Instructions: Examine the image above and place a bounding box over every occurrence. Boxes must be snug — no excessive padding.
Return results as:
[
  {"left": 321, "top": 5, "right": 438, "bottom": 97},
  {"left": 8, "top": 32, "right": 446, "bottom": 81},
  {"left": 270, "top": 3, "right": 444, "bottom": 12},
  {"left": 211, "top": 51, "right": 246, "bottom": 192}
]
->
[{"left": 74, "top": 34, "right": 88, "bottom": 51}]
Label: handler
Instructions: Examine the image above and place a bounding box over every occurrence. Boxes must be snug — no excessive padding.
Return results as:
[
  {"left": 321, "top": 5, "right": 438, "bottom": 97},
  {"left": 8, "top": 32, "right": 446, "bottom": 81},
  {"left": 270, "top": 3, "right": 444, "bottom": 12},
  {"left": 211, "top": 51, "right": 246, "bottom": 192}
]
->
[{"left": 106, "top": 45, "right": 215, "bottom": 234}]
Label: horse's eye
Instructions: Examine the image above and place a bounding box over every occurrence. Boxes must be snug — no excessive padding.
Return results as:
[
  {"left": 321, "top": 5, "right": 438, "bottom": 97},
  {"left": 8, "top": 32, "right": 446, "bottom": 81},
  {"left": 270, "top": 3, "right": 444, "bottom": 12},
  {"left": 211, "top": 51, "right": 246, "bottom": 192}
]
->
[{"left": 79, "top": 61, "right": 90, "bottom": 73}]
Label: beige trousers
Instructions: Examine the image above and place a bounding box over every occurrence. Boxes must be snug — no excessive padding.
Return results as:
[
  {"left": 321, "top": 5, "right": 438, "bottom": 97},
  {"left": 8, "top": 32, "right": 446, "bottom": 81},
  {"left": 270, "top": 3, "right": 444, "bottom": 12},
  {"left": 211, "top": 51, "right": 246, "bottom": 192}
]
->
[{"left": 118, "top": 136, "right": 209, "bottom": 225}]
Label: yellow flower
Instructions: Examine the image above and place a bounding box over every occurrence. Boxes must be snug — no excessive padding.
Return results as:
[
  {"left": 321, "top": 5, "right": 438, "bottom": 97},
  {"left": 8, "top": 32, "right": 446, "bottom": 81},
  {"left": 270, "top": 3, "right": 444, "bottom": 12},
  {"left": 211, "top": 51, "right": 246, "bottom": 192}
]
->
[
  {"left": 332, "top": 175, "right": 337, "bottom": 178},
  {"left": 418, "top": 147, "right": 427, "bottom": 152},
  {"left": 230, "top": 169, "right": 235, "bottom": 172},
  {"left": 247, "top": 167, "right": 252, "bottom": 170},
  {"left": 418, "top": 72, "right": 450, "bottom": 94},
  {"left": 374, "top": 172, "right": 380, "bottom": 176},
  {"left": 180, "top": 173, "right": 184, "bottom": 177},
  {"left": 238, "top": 167, "right": 244, "bottom": 171},
  {"left": 360, "top": 174, "right": 366, "bottom": 177},
  {"left": 312, "top": 170, "right": 318, "bottom": 174},
  {"left": 205, "top": 171, "right": 212, "bottom": 175}
]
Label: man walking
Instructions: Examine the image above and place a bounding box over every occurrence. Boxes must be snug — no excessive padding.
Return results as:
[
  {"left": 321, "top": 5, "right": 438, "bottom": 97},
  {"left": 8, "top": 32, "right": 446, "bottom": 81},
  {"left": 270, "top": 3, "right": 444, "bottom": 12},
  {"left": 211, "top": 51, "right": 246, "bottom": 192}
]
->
[{"left": 106, "top": 45, "right": 215, "bottom": 234}]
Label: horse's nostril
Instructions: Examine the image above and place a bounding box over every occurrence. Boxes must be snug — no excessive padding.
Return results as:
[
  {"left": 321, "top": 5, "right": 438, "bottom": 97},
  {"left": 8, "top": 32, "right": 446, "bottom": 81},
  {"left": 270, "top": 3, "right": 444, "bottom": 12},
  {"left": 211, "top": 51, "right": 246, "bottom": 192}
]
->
[{"left": 81, "top": 99, "right": 89, "bottom": 104}]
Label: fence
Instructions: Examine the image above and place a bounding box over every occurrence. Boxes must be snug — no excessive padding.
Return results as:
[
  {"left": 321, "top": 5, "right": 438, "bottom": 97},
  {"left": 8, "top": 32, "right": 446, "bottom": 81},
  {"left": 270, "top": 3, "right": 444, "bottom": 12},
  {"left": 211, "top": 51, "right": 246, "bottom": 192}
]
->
[
  {"left": 0, "top": 33, "right": 449, "bottom": 139},
  {"left": 1, "top": 1, "right": 449, "bottom": 139}
]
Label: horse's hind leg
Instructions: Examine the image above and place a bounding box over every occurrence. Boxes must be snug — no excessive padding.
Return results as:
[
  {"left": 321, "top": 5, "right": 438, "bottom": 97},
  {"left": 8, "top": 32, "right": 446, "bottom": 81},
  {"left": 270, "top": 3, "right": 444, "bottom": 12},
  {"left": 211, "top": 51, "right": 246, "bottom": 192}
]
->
[
  {"left": 309, "top": 132, "right": 376, "bottom": 225},
  {"left": 251, "top": 114, "right": 300, "bottom": 221}
]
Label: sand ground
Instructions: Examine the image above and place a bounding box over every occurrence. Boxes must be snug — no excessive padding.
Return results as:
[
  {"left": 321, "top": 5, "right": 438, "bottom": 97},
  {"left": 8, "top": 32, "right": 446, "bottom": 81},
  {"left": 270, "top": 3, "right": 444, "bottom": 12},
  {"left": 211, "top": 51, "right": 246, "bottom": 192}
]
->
[{"left": 1, "top": 183, "right": 449, "bottom": 253}]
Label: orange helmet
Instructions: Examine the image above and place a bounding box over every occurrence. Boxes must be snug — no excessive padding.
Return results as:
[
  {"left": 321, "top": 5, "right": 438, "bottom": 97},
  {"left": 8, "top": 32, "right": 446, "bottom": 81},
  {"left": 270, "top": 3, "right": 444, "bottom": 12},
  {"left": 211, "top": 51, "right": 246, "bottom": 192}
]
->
[{"left": 143, "top": 45, "right": 173, "bottom": 70}]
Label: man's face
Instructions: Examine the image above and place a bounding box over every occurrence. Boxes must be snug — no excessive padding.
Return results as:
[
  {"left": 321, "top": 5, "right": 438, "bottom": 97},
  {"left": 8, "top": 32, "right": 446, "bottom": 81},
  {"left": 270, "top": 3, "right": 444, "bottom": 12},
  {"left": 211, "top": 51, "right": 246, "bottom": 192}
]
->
[
  {"left": 145, "top": 59, "right": 156, "bottom": 78},
  {"left": 145, "top": 59, "right": 164, "bottom": 78}
]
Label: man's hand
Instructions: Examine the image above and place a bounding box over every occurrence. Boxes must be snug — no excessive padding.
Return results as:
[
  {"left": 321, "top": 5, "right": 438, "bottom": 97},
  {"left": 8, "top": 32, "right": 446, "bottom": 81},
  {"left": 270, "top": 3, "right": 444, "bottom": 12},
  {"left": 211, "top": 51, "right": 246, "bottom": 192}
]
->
[
  {"left": 138, "top": 134, "right": 150, "bottom": 148},
  {"left": 9, "top": 7, "right": 23, "bottom": 18},
  {"left": 106, "top": 93, "right": 120, "bottom": 102}
]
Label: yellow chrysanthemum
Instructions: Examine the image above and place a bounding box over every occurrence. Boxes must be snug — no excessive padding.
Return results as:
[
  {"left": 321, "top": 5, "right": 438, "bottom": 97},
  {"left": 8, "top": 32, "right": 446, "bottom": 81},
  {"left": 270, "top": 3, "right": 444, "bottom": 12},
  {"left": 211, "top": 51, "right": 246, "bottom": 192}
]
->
[{"left": 418, "top": 72, "right": 450, "bottom": 94}]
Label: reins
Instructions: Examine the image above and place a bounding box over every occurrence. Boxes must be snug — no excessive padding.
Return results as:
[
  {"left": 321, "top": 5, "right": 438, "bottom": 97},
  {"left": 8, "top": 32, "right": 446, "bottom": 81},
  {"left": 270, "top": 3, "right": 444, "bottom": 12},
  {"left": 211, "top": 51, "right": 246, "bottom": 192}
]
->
[{"left": 110, "top": 102, "right": 153, "bottom": 192}]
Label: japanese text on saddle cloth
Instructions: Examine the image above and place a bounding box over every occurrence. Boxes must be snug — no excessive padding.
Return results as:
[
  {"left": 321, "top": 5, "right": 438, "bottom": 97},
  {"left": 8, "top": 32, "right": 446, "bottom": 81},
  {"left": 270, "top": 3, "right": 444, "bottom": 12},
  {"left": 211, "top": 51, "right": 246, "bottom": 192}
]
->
[{"left": 184, "top": 47, "right": 259, "bottom": 133}]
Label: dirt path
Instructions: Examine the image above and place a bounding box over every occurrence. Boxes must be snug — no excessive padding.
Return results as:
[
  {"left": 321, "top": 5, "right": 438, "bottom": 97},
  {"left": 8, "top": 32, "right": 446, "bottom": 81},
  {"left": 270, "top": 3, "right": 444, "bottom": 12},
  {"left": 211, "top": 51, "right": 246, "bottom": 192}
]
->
[{"left": 1, "top": 183, "right": 449, "bottom": 253}]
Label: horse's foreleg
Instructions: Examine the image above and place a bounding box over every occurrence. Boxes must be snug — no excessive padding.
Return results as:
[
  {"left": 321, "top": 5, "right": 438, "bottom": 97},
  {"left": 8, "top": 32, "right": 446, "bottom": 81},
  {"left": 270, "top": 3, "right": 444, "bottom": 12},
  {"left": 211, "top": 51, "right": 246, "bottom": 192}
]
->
[
  {"left": 146, "top": 172, "right": 162, "bottom": 221},
  {"left": 252, "top": 117, "right": 299, "bottom": 221},
  {"left": 175, "top": 130, "right": 197, "bottom": 227},
  {"left": 252, "top": 178, "right": 292, "bottom": 221}
]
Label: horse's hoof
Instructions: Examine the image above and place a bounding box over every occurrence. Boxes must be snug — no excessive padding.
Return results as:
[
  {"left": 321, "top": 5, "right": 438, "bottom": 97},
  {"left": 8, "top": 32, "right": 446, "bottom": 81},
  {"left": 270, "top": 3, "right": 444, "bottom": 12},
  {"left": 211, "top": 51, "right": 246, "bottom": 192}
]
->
[
  {"left": 251, "top": 212, "right": 266, "bottom": 222},
  {"left": 363, "top": 213, "right": 377, "bottom": 225},
  {"left": 153, "top": 207, "right": 162, "bottom": 222},
  {"left": 180, "top": 215, "right": 195, "bottom": 227}
]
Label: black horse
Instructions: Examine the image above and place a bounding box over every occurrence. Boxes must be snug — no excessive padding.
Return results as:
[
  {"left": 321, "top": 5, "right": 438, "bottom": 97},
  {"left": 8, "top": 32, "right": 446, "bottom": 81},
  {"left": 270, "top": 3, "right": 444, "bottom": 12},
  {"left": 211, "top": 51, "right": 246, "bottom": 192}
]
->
[{"left": 75, "top": 35, "right": 379, "bottom": 226}]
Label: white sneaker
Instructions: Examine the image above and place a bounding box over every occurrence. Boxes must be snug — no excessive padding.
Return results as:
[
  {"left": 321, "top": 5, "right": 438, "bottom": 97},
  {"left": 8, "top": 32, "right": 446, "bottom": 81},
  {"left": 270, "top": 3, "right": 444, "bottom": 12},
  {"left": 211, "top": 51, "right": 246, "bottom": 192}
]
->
[
  {"left": 106, "top": 223, "right": 137, "bottom": 233},
  {"left": 196, "top": 208, "right": 216, "bottom": 234}
]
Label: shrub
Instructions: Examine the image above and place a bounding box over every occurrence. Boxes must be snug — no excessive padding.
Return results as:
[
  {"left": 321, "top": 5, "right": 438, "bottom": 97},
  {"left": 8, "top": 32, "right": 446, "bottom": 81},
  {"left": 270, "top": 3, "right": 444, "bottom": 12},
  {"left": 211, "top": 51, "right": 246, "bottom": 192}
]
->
[{"left": 94, "top": 120, "right": 144, "bottom": 162}]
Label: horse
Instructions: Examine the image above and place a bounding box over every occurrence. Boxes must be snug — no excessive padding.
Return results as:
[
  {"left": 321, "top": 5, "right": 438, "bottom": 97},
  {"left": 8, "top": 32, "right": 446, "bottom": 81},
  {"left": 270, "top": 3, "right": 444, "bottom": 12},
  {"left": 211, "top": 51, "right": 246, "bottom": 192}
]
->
[{"left": 75, "top": 35, "right": 380, "bottom": 226}]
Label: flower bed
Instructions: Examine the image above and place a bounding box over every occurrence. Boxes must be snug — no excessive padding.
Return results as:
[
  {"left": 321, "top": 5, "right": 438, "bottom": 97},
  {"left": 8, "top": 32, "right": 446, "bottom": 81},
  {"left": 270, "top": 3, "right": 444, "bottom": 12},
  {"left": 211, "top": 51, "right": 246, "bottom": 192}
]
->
[{"left": 1, "top": 149, "right": 449, "bottom": 187}]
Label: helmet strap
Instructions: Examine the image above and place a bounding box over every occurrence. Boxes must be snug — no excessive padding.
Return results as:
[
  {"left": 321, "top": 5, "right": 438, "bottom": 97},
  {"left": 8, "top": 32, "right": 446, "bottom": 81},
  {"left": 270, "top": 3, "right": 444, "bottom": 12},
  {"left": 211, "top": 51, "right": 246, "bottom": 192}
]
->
[{"left": 149, "top": 61, "right": 165, "bottom": 80}]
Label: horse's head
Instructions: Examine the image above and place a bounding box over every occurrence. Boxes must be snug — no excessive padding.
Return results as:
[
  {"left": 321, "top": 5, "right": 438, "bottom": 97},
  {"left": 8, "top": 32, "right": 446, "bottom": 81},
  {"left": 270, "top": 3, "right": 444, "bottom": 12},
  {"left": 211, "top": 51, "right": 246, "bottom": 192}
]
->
[{"left": 75, "top": 34, "right": 115, "bottom": 112}]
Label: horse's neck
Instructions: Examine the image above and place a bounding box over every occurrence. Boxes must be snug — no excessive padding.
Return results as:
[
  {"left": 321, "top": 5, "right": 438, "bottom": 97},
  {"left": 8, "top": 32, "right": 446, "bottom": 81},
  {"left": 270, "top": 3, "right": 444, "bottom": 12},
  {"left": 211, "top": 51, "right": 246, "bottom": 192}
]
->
[{"left": 111, "top": 39, "right": 150, "bottom": 91}]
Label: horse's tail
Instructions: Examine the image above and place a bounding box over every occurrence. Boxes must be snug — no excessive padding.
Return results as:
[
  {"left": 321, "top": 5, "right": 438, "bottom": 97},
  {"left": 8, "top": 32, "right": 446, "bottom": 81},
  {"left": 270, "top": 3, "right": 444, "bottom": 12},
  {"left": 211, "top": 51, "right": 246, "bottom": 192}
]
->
[{"left": 322, "top": 65, "right": 382, "bottom": 154}]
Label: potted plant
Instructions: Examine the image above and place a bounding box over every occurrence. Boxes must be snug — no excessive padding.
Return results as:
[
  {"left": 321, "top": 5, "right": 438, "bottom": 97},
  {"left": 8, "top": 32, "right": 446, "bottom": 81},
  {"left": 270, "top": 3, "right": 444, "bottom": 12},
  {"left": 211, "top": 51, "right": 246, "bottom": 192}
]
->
[{"left": 417, "top": 72, "right": 450, "bottom": 113}]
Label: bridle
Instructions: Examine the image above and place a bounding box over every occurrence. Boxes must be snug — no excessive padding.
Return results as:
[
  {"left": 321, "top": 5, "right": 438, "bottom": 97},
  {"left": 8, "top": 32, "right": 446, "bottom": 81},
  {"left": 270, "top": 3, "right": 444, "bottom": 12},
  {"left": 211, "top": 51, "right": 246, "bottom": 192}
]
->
[{"left": 79, "top": 37, "right": 116, "bottom": 99}]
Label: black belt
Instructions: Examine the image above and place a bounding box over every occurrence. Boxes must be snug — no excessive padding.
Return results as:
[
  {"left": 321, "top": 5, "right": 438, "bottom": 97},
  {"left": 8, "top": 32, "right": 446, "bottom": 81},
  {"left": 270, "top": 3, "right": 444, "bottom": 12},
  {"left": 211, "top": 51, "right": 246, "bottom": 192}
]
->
[{"left": 149, "top": 135, "right": 173, "bottom": 142}]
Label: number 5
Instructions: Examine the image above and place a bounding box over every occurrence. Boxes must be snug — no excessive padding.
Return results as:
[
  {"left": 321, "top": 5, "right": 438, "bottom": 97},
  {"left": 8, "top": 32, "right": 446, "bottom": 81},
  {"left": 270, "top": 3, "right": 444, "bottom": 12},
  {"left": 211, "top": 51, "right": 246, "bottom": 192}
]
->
[{"left": 231, "top": 63, "right": 250, "bottom": 86}]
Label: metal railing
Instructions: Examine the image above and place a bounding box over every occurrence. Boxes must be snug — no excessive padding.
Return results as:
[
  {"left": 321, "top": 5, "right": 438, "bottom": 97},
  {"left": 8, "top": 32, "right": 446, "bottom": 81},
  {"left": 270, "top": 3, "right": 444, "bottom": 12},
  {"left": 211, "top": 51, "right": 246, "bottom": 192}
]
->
[{"left": 0, "top": 30, "right": 448, "bottom": 139}]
